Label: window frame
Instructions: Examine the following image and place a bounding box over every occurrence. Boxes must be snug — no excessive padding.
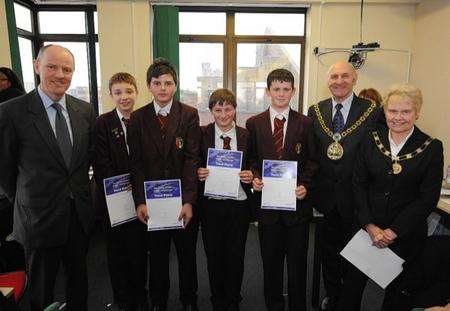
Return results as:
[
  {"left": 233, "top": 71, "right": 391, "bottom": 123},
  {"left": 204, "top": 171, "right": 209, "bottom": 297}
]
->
[
  {"left": 178, "top": 6, "right": 307, "bottom": 112},
  {"left": 14, "top": 0, "right": 100, "bottom": 116}
]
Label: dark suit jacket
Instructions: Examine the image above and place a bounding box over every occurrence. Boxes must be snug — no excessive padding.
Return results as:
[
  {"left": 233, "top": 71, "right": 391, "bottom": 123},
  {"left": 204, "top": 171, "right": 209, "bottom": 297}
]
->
[
  {"left": 128, "top": 100, "right": 201, "bottom": 207},
  {"left": 246, "top": 109, "right": 317, "bottom": 226},
  {"left": 93, "top": 109, "right": 130, "bottom": 215},
  {"left": 307, "top": 95, "right": 381, "bottom": 221},
  {"left": 354, "top": 126, "right": 443, "bottom": 260},
  {"left": 198, "top": 123, "right": 253, "bottom": 214},
  {"left": 0, "top": 90, "right": 96, "bottom": 248}
]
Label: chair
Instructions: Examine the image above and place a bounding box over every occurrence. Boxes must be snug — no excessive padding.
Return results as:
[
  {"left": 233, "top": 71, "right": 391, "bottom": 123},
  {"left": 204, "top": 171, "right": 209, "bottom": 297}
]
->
[{"left": 0, "top": 271, "right": 26, "bottom": 302}]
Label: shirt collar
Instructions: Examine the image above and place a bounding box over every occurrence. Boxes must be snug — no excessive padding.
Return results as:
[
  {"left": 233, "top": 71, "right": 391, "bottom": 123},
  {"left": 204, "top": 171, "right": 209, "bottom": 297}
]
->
[
  {"left": 269, "top": 106, "right": 290, "bottom": 120},
  {"left": 154, "top": 99, "right": 173, "bottom": 116},
  {"left": 116, "top": 108, "right": 126, "bottom": 121},
  {"left": 332, "top": 93, "right": 354, "bottom": 110},
  {"left": 389, "top": 127, "right": 415, "bottom": 147},
  {"left": 38, "top": 85, "right": 67, "bottom": 111},
  {"left": 214, "top": 122, "right": 236, "bottom": 139}
]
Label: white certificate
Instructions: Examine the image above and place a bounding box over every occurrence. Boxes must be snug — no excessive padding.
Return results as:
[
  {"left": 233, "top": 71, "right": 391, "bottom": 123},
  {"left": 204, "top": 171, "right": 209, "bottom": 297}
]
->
[
  {"left": 103, "top": 173, "right": 137, "bottom": 227},
  {"left": 261, "top": 160, "right": 297, "bottom": 211},
  {"left": 340, "top": 229, "right": 405, "bottom": 289},
  {"left": 204, "top": 148, "right": 243, "bottom": 199},
  {"left": 144, "top": 179, "right": 183, "bottom": 231}
]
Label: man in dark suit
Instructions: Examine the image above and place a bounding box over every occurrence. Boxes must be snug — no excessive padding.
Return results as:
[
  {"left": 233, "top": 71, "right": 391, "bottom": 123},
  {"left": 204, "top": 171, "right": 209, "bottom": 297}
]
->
[
  {"left": 93, "top": 72, "right": 147, "bottom": 311},
  {"left": 247, "top": 69, "right": 317, "bottom": 311},
  {"left": 197, "top": 89, "right": 253, "bottom": 311},
  {"left": 128, "top": 58, "right": 201, "bottom": 311},
  {"left": 0, "top": 44, "right": 95, "bottom": 311},
  {"left": 307, "top": 60, "right": 381, "bottom": 310}
]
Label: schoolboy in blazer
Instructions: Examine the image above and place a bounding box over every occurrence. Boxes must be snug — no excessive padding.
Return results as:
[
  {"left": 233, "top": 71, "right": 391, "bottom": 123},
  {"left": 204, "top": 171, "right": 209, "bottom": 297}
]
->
[
  {"left": 197, "top": 89, "right": 253, "bottom": 311},
  {"left": 246, "top": 69, "right": 317, "bottom": 311},
  {"left": 128, "top": 58, "right": 201, "bottom": 311},
  {"left": 93, "top": 73, "right": 147, "bottom": 311}
]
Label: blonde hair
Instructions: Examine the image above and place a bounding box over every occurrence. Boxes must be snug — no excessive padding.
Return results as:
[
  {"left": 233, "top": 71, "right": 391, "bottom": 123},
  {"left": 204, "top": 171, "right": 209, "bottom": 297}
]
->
[{"left": 382, "top": 84, "right": 423, "bottom": 113}]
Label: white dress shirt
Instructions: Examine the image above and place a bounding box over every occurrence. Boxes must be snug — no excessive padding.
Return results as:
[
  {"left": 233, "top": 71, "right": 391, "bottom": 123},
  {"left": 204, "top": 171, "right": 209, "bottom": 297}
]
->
[
  {"left": 389, "top": 128, "right": 414, "bottom": 157},
  {"left": 38, "top": 85, "right": 73, "bottom": 143},
  {"left": 269, "top": 106, "right": 290, "bottom": 145},
  {"left": 154, "top": 99, "right": 173, "bottom": 116},
  {"left": 116, "top": 108, "right": 129, "bottom": 154},
  {"left": 331, "top": 93, "right": 354, "bottom": 125}
]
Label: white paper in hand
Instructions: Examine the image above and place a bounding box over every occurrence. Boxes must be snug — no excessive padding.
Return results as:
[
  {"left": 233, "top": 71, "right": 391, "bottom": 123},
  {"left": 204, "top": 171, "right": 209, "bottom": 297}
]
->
[{"left": 340, "top": 229, "right": 405, "bottom": 289}]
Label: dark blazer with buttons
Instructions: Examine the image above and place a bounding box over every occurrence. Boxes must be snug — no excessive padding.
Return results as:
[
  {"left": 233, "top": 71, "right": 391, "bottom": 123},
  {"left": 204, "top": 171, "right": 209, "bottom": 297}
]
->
[
  {"left": 128, "top": 100, "right": 201, "bottom": 207},
  {"left": 93, "top": 109, "right": 130, "bottom": 214},
  {"left": 353, "top": 126, "right": 443, "bottom": 260},
  {"left": 246, "top": 108, "right": 317, "bottom": 226},
  {"left": 307, "top": 95, "right": 381, "bottom": 221},
  {"left": 0, "top": 90, "right": 96, "bottom": 248}
]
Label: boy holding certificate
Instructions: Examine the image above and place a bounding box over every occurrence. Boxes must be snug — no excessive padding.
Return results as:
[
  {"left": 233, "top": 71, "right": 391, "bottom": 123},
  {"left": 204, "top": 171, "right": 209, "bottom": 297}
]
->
[
  {"left": 246, "top": 69, "right": 317, "bottom": 311},
  {"left": 197, "top": 89, "right": 253, "bottom": 311},
  {"left": 93, "top": 73, "right": 147, "bottom": 311},
  {"left": 128, "top": 59, "right": 201, "bottom": 311}
]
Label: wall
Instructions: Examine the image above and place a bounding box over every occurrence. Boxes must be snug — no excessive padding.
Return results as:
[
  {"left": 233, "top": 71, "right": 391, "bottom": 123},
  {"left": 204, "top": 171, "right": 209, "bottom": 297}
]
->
[
  {"left": 97, "top": 0, "right": 152, "bottom": 113},
  {"left": 304, "top": 2, "right": 416, "bottom": 111},
  {"left": 0, "top": 0, "right": 11, "bottom": 67},
  {"left": 411, "top": 0, "right": 450, "bottom": 166}
]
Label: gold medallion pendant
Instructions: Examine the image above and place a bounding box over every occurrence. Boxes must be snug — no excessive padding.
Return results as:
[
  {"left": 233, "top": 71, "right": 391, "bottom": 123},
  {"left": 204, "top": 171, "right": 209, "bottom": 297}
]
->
[
  {"left": 327, "top": 141, "right": 344, "bottom": 160},
  {"left": 392, "top": 162, "right": 402, "bottom": 175}
]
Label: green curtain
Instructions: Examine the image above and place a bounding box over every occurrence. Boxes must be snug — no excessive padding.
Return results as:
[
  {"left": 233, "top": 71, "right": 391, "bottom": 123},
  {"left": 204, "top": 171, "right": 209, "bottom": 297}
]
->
[
  {"left": 152, "top": 5, "right": 179, "bottom": 99},
  {"left": 4, "top": 0, "right": 22, "bottom": 82}
]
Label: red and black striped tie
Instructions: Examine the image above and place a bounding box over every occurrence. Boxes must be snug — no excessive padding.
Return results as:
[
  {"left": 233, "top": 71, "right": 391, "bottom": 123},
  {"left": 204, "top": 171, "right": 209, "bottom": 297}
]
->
[
  {"left": 158, "top": 113, "right": 169, "bottom": 131},
  {"left": 273, "top": 117, "right": 285, "bottom": 159}
]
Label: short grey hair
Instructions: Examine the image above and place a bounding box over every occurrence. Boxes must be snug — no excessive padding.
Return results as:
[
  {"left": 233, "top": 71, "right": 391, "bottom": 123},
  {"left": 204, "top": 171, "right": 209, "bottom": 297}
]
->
[{"left": 383, "top": 84, "right": 423, "bottom": 113}]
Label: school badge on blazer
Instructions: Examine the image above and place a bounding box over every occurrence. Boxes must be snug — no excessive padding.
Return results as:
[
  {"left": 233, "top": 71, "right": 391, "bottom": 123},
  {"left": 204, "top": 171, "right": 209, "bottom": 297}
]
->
[
  {"left": 175, "top": 137, "right": 184, "bottom": 149},
  {"left": 112, "top": 127, "right": 122, "bottom": 139},
  {"left": 295, "top": 143, "right": 302, "bottom": 154}
]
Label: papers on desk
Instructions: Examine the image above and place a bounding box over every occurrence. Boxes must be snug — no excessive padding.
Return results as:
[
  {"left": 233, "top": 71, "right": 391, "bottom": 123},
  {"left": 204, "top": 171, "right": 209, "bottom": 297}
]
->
[
  {"left": 204, "top": 148, "right": 243, "bottom": 199},
  {"left": 261, "top": 160, "right": 297, "bottom": 211},
  {"left": 340, "top": 229, "right": 405, "bottom": 289},
  {"left": 103, "top": 174, "right": 137, "bottom": 227},
  {"left": 144, "top": 179, "right": 183, "bottom": 231}
]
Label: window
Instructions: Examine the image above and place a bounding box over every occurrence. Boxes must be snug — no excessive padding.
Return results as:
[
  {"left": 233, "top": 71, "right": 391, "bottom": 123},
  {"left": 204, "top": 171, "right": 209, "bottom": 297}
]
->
[
  {"left": 13, "top": 1, "right": 100, "bottom": 115},
  {"left": 179, "top": 42, "right": 223, "bottom": 125},
  {"left": 39, "top": 11, "right": 86, "bottom": 34},
  {"left": 17, "top": 37, "right": 34, "bottom": 92},
  {"left": 178, "top": 8, "right": 306, "bottom": 126},
  {"left": 13, "top": 2, "right": 32, "bottom": 32}
]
